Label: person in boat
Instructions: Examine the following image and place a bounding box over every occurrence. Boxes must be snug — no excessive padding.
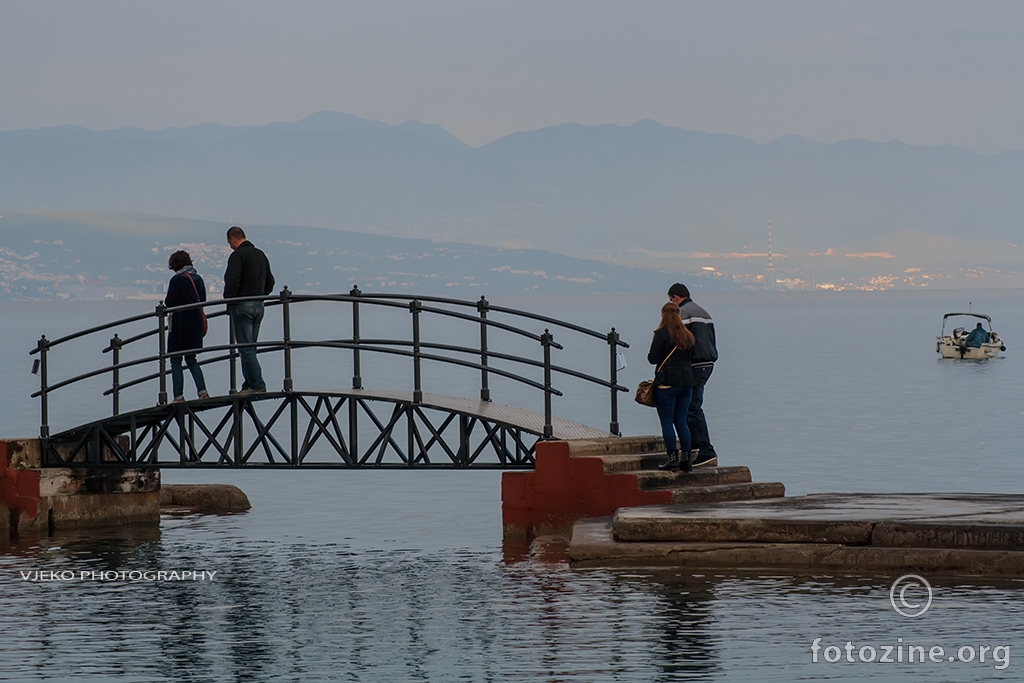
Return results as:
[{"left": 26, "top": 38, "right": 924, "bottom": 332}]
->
[
  {"left": 647, "top": 302, "right": 697, "bottom": 472},
  {"left": 165, "top": 250, "right": 209, "bottom": 403},
  {"left": 966, "top": 322, "right": 989, "bottom": 348}
]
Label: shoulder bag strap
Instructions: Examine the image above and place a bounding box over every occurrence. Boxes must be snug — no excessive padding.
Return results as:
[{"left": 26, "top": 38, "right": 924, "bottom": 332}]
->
[
  {"left": 185, "top": 273, "right": 202, "bottom": 304},
  {"left": 656, "top": 345, "right": 677, "bottom": 373}
]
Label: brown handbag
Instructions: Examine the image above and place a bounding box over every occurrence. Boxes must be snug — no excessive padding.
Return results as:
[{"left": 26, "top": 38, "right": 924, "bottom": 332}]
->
[{"left": 634, "top": 346, "right": 676, "bottom": 407}]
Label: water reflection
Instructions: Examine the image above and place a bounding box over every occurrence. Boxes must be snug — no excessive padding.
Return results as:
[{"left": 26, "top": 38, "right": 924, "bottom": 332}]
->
[{"left": 5, "top": 526, "right": 1024, "bottom": 681}]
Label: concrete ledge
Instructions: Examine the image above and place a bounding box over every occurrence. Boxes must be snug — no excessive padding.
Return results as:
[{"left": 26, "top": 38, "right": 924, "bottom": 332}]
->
[
  {"left": 35, "top": 491, "right": 161, "bottom": 531},
  {"left": 570, "top": 518, "right": 1024, "bottom": 575},
  {"left": 562, "top": 436, "right": 666, "bottom": 458},
  {"left": 634, "top": 466, "right": 752, "bottom": 490},
  {"left": 39, "top": 468, "right": 160, "bottom": 497},
  {"left": 668, "top": 481, "right": 787, "bottom": 505},
  {"left": 591, "top": 453, "right": 668, "bottom": 473},
  {"left": 611, "top": 493, "right": 1024, "bottom": 548},
  {"left": 614, "top": 506, "right": 874, "bottom": 544},
  {"left": 160, "top": 484, "right": 251, "bottom": 513},
  {"left": 873, "top": 521, "right": 1024, "bottom": 552}
]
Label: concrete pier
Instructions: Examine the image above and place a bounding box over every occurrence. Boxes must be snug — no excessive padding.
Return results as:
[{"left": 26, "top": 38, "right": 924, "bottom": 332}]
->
[
  {"left": 570, "top": 493, "right": 1024, "bottom": 574},
  {"left": 1, "top": 438, "right": 253, "bottom": 535},
  {"left": 501, "top": 436, "right": 785, "bottom": 539},
  {"left": 1, "top": 438, "right": 160, "bottom": 534}
]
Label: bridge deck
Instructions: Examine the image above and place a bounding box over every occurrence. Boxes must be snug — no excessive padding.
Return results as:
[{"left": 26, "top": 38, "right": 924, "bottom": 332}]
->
[
  {"left": 53, "top": 388, "right": 610, "bottom": 441},
  {"left": 352, "top": 389, "right": 611, "bottom": 440}
]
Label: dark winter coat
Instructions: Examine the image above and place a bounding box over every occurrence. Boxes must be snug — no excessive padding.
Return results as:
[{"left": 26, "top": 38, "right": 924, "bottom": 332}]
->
[
  {"left": 166, "top": 268, "right": 206, "bottom": 353},
  {"left": 678, "top": 298, "right": 718, "bottom": 367},
  {"left": 966, "top": 325, "right": 989, "bottom": 347},
  {"left": 647, "top": 327, "right": 696, "bottom": 387},
  {"left": 223, "top": 241, "right": 275, "bottom": 300}
]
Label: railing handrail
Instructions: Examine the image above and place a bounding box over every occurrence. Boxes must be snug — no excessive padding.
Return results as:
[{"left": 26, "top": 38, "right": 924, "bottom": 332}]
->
[
  {"left": 88, "top": 337, "right": 629, "bottom": 399},
  {"left": 31, "top": 288, "right": 630, "bottom": 438},
  {"left": 37, "top": 292, "right": 631, "bottom": 354}
]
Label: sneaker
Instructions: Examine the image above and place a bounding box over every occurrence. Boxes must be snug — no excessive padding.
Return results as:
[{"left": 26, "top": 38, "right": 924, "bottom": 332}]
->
[
  {"left": 692, "top": 452, "right": 718, "bottom": 468},
  {"left": 171, "top": 397, "right": 185, "bottom": 404},
  {"left": 238, "top": 387, "right": 267, "bottom": 395},
  {"left": 197, "top": 391, "right": 211, "bottom": 399}
]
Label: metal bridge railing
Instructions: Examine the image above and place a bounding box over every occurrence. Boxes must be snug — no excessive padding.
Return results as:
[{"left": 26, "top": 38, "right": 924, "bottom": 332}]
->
[{"left": 31, "top": 287, "right": 630, "bottom": 440}]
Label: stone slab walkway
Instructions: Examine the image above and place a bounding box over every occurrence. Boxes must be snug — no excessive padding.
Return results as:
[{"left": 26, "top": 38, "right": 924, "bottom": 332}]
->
[{"left": 569, "top": 493, "right": 1024, "bottom": 573}]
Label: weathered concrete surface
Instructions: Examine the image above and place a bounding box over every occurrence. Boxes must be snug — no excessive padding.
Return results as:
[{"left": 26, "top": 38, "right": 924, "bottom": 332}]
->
[
  {"left": 36, "top": 490, "right": 161, "bottom": 531},
  {"left": 501, "top": 436, "right": 785, "bottom": 540},
  {"left": 561, "top": 436, "right": 666, "bottom": 459},
  {"left": 0, "top": 439, "right": 43, "bottom": 528},
  {"left": 613, "top": 493, "right": 1024, "bottom": 549},
  {"left": 570, "top": 518, "right": 1024, "bottom": 574},
  {"left": 28, "top": 467, "right": 162, "bottom": 532},
  {"left": 666, "top": 482, "right": 788, "bottom": 505},
  {"left": 2, "top": 438, "right": 162, "bottom": 533},
  {"left": 161, "top": 484, "right": 251, "bottom": 513},
  {"left": 633, "top": 467, "right": 752, "bottom": 490}
]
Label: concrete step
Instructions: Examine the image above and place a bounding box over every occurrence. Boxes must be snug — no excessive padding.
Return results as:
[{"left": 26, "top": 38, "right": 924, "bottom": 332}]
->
[
  {"left": 587, "top": 453, "right": 667, "bottom": 473},
  {"left": 565, "top": 436, "right": 666, "bottom": 458},
  {"left": 611, "top": 493, "right": 1024, "bottom": 550},
  {"left": 634, "top": 466, "right": 752, "bottom": 489},
  {"left": 666, "top": 481, "right": 786, "bottom": 505},
  {"left": 569, "top": 517, "right": 1024, "bottom": 573}
]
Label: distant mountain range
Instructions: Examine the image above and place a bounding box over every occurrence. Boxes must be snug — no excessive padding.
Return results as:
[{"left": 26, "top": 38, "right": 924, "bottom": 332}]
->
[
  {"left": 1, "top": 112, "right": 1022, "bottom": 290},
  {"left": 0, "top": 211, "right": 695, "bottom": 301},
  {"left": 3, "top": 112, "right": 1021, "bottom": 247}
]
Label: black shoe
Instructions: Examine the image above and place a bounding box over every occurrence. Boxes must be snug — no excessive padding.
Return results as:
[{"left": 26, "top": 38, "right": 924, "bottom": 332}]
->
[
  {"left": 657, "top": 451, "right": 680, "bottom": 471},
  {"left": 692, "top": 451, "right": 718, "bottom": 468},
  {"left": 679, "top": 449, "right": 693, "bottom": 474}
]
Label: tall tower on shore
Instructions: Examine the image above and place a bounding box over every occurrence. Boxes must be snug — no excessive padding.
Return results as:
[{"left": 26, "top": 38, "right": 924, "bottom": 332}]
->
[{"left": 765, "top": 218, "right": 776, "bottom": 290}]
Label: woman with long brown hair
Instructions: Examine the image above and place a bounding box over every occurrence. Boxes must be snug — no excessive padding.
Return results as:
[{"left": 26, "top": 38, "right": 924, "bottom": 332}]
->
[{"left": 647, "top": 302, "right": 697, "bottom": 471}]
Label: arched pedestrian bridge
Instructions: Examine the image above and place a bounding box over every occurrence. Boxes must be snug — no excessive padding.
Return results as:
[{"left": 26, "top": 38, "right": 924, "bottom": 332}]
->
[{"left": 31, "top": 289, "right": 629, "bottom": 469}]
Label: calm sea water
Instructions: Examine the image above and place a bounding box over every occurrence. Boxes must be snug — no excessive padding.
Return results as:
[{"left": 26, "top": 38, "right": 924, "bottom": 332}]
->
[{"left": 2, "top": 290, "right": 1023, "bottom": 682}]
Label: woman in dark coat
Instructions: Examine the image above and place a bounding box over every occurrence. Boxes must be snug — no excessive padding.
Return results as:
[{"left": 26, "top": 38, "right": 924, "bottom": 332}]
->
[
  {"left": 647, "top": 302, "right": 697, "bottom": 472},
  {"left": 165, "top": 250, "right": 209, "bottom": 403}
]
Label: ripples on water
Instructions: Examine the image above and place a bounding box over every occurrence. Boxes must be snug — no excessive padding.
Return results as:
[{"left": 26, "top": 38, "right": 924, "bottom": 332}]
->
[
  {"left": 4, "top": 471, "right": 1024, "bottom": 682},
  {"left": 3, "top": 291, "right": 1024, "bottom": 681}
]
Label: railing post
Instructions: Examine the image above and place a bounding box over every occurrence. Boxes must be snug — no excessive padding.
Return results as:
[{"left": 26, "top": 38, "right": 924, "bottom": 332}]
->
[
  {"left": 156, "top": 302, "right": 168, "bottom": 405},
  {"left": 607, "top": 328, "right": 621, "bottom": 435},
  {"left": 410, "top": 298, "right": 422, "bottom": 404},
  {"left": 541, "top": 329, "right": 554, "bottom": 439},
  {"left": 228, "top": 304, "right": 238, "bottom": 394},
  {"left": 350, "top": 285, "right": 362, "bottom": 389},
  {"left": 36, "top": 336, "right": 49, "bottom": 438},
  {"left": 477, "top": 296, "right": 490, "bottom": 402},
  {"left": 281, "top": 287, "right": 293, "bottom": 392},
  {"left": 111, "top": 334, "right": 122, "bottom": 416}
]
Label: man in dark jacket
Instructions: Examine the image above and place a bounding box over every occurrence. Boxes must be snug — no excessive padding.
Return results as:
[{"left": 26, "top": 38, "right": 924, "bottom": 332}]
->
[
  {"left": 668, "top": 283, "right": 718, "bottom": 466},
  {"left": 966, "top": 322, "right": 989, "bottom": 348},
  {"left": 224, "top": 226, "right": 275, "bottom": 393}
]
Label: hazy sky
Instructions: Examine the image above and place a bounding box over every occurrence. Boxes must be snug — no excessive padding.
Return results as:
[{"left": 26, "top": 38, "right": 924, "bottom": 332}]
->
[{"left": 3, "top": 0, "right": 1022, "bottom": 153}]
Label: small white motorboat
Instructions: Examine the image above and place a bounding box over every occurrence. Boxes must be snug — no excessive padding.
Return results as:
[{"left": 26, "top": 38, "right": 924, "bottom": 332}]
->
[{"left": 937, "top": 312, "right": 1006, "bottom": 359}]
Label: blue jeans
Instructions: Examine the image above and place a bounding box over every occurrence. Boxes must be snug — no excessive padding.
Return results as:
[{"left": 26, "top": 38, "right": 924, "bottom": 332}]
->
[
  {"left": 171, "top": 354, "right": 207, "bottom": 400},
  {"left": 655, "top": 385, "right": 692, "bottom": 453},
  {"left": 230, "top": 301, "right": 266, "bottom": 391},
  {"left": 687, "top": 365, "right": 716, "bottom": 456}
]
